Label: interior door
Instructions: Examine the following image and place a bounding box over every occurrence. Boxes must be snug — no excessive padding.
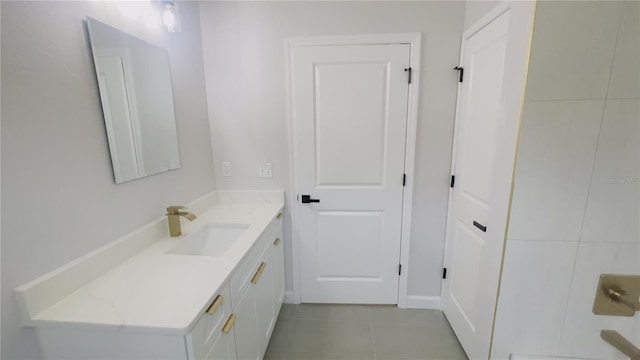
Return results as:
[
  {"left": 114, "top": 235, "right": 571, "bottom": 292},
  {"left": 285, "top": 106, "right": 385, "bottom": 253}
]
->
[
  {"left": 291, "top": 44, "right": 410, "bottom": 304},
  {"left": 442, "top": 10, "right": 511, "bottom": 359}
]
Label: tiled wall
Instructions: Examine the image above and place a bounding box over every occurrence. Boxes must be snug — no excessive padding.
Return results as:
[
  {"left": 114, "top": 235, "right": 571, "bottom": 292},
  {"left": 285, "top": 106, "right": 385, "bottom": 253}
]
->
[{"left": 492, "top": 1, "right": 639, "bottom": 359}]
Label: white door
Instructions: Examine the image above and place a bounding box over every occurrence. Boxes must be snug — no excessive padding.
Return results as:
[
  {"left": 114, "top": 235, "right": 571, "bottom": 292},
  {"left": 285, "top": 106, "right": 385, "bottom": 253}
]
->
[
  {"left": 291, "top": 44, "right": 411, "bottom": 304},
  {"left": 442, "top": 10, "right": 512, "bottom": 359}
]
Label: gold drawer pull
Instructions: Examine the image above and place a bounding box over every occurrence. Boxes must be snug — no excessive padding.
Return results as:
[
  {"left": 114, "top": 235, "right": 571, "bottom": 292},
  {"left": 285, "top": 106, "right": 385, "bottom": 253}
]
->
[
  {"left": 205, "top": 295, "right": 223, "bottom": 315},
  {"left": 222, "top": 314, "right": 236, "bottom": 334},
  {"left": 277, "top": 212, "right": 283, "bottom": 219},
  {"left": 274, "top": 238, "right": 281, "bottom": 246},
  {"left": 251, "top": 262, "right": 267, "bottom": 284}
]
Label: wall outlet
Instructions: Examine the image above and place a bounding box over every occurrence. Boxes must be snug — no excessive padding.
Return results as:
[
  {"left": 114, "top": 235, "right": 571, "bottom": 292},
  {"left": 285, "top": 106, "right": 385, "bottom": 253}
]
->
[
  {"left": 258, "top": 163, "right": 273, "bottom": 178},
  {"left": 222, "top": 161, "right": 232, "bottom": 177}
]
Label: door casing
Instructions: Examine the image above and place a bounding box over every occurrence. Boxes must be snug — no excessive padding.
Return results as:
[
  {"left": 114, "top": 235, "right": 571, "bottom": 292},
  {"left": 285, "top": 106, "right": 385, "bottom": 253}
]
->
[{"left": 285, "top": 33, "right": 422, "bottom": 308}]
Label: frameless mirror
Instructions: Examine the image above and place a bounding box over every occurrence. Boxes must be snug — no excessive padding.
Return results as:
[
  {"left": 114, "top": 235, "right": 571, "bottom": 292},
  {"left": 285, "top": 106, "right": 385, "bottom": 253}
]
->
[{"left": 86, "top": 17, "right": 180, "bottom": 184}]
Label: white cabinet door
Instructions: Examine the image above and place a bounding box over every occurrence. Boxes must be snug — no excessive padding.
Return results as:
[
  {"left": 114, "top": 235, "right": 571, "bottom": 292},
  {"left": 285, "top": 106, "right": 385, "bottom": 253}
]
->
[
  {"left": 206, "top": 329, "right": 236, "bottom": 360},
  {"left": 254, "top": 246, "right": 276, "bottom": 355},
  {"left": 233, "top": 287, "right": 260, "bottom": 360},
  {"left": 272, "top": 231, "right": 286, "bottom": 310}
]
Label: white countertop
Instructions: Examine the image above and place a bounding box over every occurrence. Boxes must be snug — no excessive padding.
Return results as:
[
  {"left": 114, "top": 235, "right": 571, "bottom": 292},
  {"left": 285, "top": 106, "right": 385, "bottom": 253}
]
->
[{"left": 23, "top": 197, "right": 283, "bottom": 335}]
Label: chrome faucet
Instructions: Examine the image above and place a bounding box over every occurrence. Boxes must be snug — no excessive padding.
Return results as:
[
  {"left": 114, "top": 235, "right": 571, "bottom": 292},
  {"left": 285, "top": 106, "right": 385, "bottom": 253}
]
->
[{"left": 166, "top": 206, "right": 197, "bottom": 237}]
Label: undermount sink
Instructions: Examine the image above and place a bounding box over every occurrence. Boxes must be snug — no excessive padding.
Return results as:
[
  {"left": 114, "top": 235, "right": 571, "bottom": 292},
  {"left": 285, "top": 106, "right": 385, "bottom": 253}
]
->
[{"left": 166, "top": 224, "right": 250, "bottom": 256}]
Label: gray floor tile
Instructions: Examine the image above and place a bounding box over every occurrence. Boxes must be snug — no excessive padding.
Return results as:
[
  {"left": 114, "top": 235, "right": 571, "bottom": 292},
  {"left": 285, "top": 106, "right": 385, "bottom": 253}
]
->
[
  {"left": 295, "top": 304, "right": 371, "bottom": 323},
  {"left": 284, "top": 350, "right": 354, "bottom": 360},
  {"left": 288, "top": 318, "right": 375, "bottom": 357},
  {"left": 369, "top": 306, "right": 448, "bottom": 328},
  {"left": 377, "top": 351, "right": 467, "bottom": 360},
  {"left": 427, "top": 343, "right": 468, "bottom": 360},
  {"left": 264, "top": 347, "right": 286, "bottom": 360},
  {"left": 267, "top": 305, "right": 466, "bottom": 360},
  {"left": 372, "top": 323, "right": 463, "bottom": 359},
  {"left": 279, "top": 303, "right": 298, "bottom": 320},
  {"left": 268, "top": 317, "right": 294, "bottom": 351}
]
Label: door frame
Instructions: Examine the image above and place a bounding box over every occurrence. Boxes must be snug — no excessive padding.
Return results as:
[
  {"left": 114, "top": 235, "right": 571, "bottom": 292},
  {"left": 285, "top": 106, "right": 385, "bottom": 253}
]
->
[{"left": 285, "top": 33, "right": 422, "bottom": 307}]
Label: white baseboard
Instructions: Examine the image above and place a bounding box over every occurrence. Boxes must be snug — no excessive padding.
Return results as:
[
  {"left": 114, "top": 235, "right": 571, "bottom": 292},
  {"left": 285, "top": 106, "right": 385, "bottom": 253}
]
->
[
  {"left": 284, "top": 291, "right": 298, "bottom": 304},
  {"left": 284, "top": 291, "right": 439, "bottom": 308},
  {"left": 405, "top": 295, "right": 441, "bottom": 310}
]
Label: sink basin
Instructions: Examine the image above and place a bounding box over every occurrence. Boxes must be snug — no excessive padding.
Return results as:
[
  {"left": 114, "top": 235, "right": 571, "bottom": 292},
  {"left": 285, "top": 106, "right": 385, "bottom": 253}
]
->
[{"left": 166, "top": 224, "right": 250, "bottom": 256}]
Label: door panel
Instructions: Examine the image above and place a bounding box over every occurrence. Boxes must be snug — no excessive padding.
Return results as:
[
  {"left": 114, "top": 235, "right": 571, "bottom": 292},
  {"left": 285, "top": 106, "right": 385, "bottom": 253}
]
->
[
  {"left": 292, "top": 44, "right": 410, "bottom": 304},
  {"left": 316, "top": 211, "right": 383, "bottom": 279},
  {"left": 315, "top": 63, "right": 388, "bottom": 186},
  {"left": 442, "top": 9, "right": 511, "bottom": 360}
]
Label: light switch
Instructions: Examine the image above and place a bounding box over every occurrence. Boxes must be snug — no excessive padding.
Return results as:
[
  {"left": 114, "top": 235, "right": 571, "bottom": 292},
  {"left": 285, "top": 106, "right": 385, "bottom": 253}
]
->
[
  {"left": 222, "top": 162, "right": 232, "bottom": 177},
  {"left": 258, "top": 163, "right": 273, "bottom": 178}
]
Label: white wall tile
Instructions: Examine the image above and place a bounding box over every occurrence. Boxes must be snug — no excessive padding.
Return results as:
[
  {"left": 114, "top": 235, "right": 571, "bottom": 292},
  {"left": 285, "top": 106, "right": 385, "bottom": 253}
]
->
[
  {"left": 492, "top": 240, "right": 578, "bottom": 358},
  {"left": 525, "top": 1, "right": 622, "bottom": 101},
  {"left": 607, "top": 1, "right": 640, "bottom": 99},
  {"left": 557, "top": 242, "right": 640, "bottom": 359},
  {"left": 508, "top": 100, "right": 604, "bottom": 241},
  {"left": 581, "top": 99, "right": 639, "bottom": 244}
]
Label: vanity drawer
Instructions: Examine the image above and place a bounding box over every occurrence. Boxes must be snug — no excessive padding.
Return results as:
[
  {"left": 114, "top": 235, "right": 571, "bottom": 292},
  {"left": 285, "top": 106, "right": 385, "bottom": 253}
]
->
[
  {"left": 229, "top": 233, "right": 271, "bottom": 307},
  {"left": 189, "top": 283, "right": 232, "bottom": 359}
]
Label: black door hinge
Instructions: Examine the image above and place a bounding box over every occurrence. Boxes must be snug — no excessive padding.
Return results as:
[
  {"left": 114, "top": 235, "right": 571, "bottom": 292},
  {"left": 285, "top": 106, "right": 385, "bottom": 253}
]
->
[
  {"left": 450, "top": 175, "right": 455, "bottom": 188},
  {"left": 403, "top": 174, "right": 406, "bottom": 187},
  {"left": 453, "top": 66, "right": 464, "bottom": 83},
  {"left": 442, "top": 267, "right": 447, "bottom": 279},
  {"left": 399, "top": 264, "right": 402, "bottom": 276},
  {"left": 404, "top": 67, "right": 412, "bottom": 84}
]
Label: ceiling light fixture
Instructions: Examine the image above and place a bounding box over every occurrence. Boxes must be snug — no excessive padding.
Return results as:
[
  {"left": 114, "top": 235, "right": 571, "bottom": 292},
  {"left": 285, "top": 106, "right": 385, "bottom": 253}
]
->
[{"left": 158, "top": 0, "right": 180, "bottom": 33}]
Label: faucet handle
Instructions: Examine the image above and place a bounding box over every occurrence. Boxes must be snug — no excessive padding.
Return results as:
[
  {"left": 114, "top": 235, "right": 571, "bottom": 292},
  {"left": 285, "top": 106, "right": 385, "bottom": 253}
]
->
[{"left": 167, "top": 205, "right": 187, "bottom": 215}]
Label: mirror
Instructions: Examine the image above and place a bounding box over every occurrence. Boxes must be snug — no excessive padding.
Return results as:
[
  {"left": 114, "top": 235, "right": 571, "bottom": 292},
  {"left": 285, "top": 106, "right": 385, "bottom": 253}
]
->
[{"left": 86, "top": 17, "right": 180, "bottom": 184}]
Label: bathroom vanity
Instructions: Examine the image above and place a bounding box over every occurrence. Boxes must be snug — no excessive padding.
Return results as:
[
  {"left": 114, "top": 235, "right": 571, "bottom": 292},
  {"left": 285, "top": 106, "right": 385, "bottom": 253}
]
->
[{"left": 16, "top": 191, "right": 285, "bottom": 360}]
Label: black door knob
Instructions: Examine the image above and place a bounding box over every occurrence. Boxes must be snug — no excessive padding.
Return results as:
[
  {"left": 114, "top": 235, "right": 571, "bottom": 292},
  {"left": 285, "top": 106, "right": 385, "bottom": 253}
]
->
[{"left": 301, "top": 195, "right": 320, "bottom": 203}]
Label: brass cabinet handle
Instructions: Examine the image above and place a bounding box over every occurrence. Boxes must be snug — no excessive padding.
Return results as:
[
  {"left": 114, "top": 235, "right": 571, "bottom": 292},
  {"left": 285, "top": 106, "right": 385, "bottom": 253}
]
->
[
  {"left": 222, "top": 314, "right": 237, "bottom": 334},
  {"left": 205, "top": 295, "right": 223, "bottom": 315},
  {"left": 601, "top": 330, "right": 640, "bottom": 360},
  {"left": 277, "top": 212, "right": 283, "bottom": 219},
  {"left": 251, "top": 262, "right": 267, "bottom": 284},
  {"left": 274, "top": 238, "right": 281, "bottom": 246}
]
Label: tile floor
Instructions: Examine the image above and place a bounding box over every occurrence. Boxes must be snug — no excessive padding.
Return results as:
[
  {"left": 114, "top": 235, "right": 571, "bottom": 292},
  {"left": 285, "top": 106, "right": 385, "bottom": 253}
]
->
[{"left": 265, "top": 304, "right": 468, "bottom": 360}]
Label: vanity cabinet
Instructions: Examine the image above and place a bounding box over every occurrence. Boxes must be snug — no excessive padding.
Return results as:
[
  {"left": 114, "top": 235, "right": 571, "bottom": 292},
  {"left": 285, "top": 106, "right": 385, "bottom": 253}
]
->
[
  {"left": 188, "top": 212, "right": 284, "bottom": 360},
  {"left": 36, "top": 211, "right": 285, "bottom": 360},
  {"left": 187, "top": 283, "right": 236, "bottom": 360}
]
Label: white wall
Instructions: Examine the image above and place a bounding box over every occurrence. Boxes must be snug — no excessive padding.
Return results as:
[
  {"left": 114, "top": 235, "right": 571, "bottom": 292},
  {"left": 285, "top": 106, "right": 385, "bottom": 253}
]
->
[
  {"left": 0, "top": 1, "right": 215, "bottom": 358},
  {"left": 463, "top": 1, "right": 501, "bottom": 30},
  {"left": 199, "top": 1, "right": 465, "bottom": 300},
  {"left": 492, "top": 1, "right": 639, "bottom": 359}
]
